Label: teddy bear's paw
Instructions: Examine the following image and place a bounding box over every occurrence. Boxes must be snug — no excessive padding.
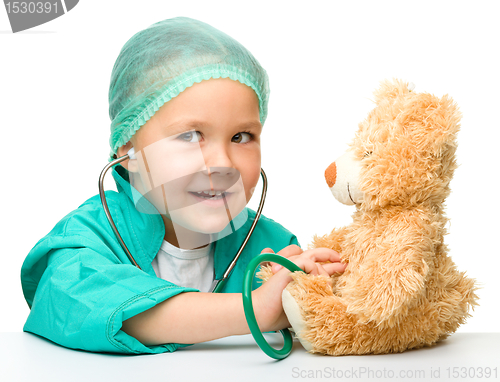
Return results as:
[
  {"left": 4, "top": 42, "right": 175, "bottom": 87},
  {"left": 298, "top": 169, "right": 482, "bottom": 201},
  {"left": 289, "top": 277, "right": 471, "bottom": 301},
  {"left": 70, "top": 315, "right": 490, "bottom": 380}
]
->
[{"left": 282, "top": 288, "right": 314, "bottom": 352}]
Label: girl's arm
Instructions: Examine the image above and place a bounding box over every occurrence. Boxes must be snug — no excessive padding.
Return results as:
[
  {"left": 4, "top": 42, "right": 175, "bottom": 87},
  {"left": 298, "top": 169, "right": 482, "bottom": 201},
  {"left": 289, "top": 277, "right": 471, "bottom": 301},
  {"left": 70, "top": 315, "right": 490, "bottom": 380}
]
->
[
  {"left": 121, "top": 292, "right": 251, "bottom": 345},
  {"left": 121, "top": 246, "right": 345, "bottom": 345}
]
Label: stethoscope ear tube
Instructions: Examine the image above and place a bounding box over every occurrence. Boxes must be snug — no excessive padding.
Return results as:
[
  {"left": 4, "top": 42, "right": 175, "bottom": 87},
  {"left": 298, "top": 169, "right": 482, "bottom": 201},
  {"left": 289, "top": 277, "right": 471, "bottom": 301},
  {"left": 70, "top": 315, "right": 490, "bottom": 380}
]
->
[
  {"left": 242, "top": 253, "right": 304, "bottom": 359},
  {"left": 209, "top": 168, "right": 268, "bottom": 293},
  {"left": 98, "top": 154, "right": 142, "bottom": 269}
]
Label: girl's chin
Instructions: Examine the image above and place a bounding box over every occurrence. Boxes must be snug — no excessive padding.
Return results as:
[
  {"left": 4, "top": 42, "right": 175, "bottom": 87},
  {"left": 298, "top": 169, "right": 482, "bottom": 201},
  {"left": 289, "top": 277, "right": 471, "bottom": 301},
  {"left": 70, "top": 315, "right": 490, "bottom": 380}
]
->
[{"left": 169, "top": 213, "right": 238, "bottom": 235}]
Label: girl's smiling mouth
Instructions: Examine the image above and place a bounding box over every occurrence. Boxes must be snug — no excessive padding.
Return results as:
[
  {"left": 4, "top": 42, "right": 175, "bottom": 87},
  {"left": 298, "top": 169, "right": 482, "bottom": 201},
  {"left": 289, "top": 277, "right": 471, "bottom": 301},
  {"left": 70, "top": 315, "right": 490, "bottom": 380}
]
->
[{"left": 188, "top": 190, "right": 233, "bottom": 206}]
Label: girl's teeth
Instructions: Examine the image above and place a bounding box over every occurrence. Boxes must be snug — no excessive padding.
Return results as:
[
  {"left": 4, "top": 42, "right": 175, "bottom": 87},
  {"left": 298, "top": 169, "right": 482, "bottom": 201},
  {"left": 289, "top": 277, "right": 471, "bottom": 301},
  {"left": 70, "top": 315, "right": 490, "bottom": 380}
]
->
[
  {"left": 197, "top": 190, "right": 223, "bottom": 195},
  {"left": 194, "top": 191, "right": 225, "bottom": 199}
]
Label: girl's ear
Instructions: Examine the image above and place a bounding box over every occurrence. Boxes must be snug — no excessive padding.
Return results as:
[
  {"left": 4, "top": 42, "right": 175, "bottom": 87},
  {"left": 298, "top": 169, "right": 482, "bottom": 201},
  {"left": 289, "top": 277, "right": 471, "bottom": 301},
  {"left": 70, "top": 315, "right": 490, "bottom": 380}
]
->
[{"left": 116, "top": 141, "right": 138, "bottom": 172}]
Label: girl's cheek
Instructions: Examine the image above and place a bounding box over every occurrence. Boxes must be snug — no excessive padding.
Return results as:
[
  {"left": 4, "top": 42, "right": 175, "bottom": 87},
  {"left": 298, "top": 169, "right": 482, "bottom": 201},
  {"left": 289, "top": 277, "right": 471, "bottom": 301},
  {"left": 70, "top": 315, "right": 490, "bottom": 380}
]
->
[{"left": 243, "top": 164, "right": 261, "bottom": 202}]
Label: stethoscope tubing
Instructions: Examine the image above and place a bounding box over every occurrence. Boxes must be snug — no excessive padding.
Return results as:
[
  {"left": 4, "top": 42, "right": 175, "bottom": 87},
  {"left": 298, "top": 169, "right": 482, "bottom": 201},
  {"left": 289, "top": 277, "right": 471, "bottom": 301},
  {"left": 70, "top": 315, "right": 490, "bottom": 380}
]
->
[
  {"left": 98, "top": 154, "right": 141, "bottom": 269},
  {"left": 99, "top": 156, "right": 297, "bottom": 359},
  {"left": 242, "top": 253, "right": 304, "bottom": 360},
  {"left": 209, "top": 168, "right": 268, "bottom": 293}
]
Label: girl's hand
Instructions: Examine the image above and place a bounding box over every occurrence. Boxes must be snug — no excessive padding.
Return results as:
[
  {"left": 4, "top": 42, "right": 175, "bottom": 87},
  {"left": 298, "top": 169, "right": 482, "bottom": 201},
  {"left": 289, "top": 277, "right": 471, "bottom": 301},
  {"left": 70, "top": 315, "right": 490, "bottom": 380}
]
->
[
  {"left": 261, "top": 245, "right": 346, "bottom": 277},
  {"left": 252, "top": 245, "right": 347, "bottom": 332}
]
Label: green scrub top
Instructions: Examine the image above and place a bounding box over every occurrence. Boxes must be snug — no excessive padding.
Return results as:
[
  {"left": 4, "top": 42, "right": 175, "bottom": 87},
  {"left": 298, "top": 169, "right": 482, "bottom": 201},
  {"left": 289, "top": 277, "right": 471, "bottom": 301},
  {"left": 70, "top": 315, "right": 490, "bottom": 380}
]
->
[{"left": 20, "top": 165, "right": 300, "bottom": 354}]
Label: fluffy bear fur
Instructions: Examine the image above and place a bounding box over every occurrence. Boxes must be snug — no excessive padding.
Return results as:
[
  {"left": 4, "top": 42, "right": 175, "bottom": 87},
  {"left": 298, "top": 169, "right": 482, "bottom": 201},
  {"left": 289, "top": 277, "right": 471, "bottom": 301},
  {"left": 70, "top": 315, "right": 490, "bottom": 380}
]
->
[{"left": 258, "top": 79, "right": 479, "bottom": 355}]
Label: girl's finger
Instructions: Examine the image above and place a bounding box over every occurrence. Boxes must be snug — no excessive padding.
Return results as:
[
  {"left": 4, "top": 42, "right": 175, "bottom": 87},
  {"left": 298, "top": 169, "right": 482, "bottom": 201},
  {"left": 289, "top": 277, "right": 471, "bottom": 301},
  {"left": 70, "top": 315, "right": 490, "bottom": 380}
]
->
[
  {"left": 271, "top": 252, "right": 305, "bottom": 273},
  {"left": 301, "top": 247, "right": 342, "bottom": 263},
  {"left": 316, "top": 264, "right": 330, "bottom": 277},
  {"left": 276, "top": 244, "right": 303, "bottom": 259},
  {"left": 273, "top": 257, "right": 313, "bottom": 278},
  {"left": 271, "top": 256, "right": 294, "bottom": 274},
  {"left": 321, "top": 262, "right": 348, "bottom": 275},
  {"left": 269, "top": 245, "right": 303, "bottom": 273},
  {"left": 296, "top": 258, "right": 321, "bottom": 276}
]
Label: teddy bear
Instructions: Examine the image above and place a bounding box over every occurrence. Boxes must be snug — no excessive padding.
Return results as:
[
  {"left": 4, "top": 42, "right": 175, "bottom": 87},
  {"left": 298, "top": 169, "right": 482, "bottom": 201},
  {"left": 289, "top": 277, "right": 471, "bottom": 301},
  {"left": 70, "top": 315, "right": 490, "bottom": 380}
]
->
[{"left": 258, "top": 78, "right": 479, "bottom": 355}]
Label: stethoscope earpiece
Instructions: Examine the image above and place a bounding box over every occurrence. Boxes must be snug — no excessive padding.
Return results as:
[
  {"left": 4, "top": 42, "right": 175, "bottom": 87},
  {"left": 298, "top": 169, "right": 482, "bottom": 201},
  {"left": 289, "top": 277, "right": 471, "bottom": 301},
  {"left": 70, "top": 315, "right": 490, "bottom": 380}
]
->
[{"left": 127, "top": 147, "right": 136, "bottom": 160}]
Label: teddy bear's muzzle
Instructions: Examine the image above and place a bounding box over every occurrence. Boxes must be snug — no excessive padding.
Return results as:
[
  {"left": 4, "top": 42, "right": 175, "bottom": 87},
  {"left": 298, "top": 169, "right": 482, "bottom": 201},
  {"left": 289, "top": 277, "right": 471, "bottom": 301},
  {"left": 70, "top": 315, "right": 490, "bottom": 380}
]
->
[{"left": 325, "top": 150, "right": 364, "bottom": 206}]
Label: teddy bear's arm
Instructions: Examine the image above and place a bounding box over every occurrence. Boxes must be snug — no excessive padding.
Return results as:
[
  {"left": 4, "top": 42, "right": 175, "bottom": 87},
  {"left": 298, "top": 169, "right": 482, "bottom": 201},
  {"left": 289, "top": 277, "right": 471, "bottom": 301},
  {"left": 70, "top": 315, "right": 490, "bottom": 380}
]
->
[
  {"left": 342, "top": 219, "right": 431, "bottom": 325},
  {"left": 309, "top": 227, "right": 349, "bottom": 254}
]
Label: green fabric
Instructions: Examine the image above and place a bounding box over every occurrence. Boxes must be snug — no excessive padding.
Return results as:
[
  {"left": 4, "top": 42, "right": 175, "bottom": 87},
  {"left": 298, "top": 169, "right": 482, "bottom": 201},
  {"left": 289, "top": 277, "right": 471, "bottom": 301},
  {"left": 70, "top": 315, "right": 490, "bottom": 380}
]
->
[
  {"left": 108, "top": 16, "right": 270, "bottom": 161},
  {"left": 21, "top": 165, "right": 299, "bottom": 354}
]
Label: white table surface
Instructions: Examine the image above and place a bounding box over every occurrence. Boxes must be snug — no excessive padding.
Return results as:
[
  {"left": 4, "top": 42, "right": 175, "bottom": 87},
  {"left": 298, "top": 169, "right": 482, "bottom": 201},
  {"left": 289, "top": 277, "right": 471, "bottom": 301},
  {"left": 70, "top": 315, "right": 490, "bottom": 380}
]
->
[{"left": 1, "top": 332, "right": 499, "bottom": 382}]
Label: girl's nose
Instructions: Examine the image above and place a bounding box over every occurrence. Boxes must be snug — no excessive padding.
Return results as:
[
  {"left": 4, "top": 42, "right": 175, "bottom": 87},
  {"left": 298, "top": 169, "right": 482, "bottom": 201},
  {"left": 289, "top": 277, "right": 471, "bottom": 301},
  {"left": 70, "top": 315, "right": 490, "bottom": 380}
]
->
[
  {"left": 325, "top": 161, "right": 337, "bottom": 187},
  {"left": 203, "top": 145, "right": 235, "bottom": 175},
  {"left": 205, "top": 166, "right": 238, "bottom": 177}
]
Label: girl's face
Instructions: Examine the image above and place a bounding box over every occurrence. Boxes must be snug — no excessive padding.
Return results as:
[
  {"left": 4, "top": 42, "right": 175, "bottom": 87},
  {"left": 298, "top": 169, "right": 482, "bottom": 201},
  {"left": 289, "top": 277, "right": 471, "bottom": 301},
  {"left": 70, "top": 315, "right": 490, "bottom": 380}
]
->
[{"left": 118, "top": 78, "right": 262, "bottom": 247}]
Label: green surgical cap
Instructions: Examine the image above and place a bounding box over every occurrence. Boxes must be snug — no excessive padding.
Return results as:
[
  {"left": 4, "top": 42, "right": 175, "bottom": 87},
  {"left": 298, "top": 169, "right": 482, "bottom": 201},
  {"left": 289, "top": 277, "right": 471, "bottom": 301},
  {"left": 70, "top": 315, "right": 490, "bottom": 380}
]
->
[{"left": 108, "top": 16, "right": 270, "bottom": 160}]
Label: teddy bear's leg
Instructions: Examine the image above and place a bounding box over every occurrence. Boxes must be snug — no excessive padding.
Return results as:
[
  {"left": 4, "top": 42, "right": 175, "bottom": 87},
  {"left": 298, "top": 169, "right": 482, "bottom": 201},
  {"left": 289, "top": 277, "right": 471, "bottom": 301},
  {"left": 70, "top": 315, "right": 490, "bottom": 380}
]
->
[
  {"left": 281, "top": 272, "right": 364, "bottom": 355},
  {"left": 281, "top": 273, "right": 348, "bottom": 353},
  {"left": 282, "top": 287, "right": 314, "bottom": 351}
]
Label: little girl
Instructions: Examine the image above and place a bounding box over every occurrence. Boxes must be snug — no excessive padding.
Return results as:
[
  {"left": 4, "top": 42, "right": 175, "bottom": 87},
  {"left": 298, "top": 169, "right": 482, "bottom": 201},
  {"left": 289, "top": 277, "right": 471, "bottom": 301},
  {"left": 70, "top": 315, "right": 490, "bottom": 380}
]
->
[{"left": 21, "top": 17, "right": 345, "bottom": 354}]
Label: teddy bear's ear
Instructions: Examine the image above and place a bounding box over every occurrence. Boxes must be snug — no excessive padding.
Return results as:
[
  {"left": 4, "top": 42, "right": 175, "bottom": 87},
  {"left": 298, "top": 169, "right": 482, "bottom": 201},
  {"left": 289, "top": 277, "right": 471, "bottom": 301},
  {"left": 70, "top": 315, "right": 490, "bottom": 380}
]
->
[
  {"left": 398, "top": 92, "right": 462, "bottom": 156},
  {"left": 372, "top": 78, "right": 414, "bottom": 105},
  {"left": 430, "top": 94, "right": 462, "bottom": 156}
]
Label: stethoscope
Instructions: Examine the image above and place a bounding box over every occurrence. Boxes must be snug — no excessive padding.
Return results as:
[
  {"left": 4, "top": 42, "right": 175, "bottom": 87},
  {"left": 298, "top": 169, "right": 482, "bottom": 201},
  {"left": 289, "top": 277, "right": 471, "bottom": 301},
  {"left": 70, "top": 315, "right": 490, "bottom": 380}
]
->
[{"left": 98, "top": 149, "right": 303, "bottom": 359}]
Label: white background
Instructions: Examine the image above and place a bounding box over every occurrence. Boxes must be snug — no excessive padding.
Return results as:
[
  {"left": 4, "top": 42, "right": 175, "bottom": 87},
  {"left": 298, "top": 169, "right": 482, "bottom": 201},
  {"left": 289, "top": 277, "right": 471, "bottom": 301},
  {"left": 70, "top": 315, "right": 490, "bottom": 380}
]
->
[{"left": 1, "top": 0, "right": 498, "bottom": 334}]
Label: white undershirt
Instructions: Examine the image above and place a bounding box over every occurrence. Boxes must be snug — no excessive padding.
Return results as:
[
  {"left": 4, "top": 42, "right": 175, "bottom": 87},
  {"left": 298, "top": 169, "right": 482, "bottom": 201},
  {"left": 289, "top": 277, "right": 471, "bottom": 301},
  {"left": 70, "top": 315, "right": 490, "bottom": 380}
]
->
[{"left": 151, "top": 240, "right": 215, "bottom": 292}]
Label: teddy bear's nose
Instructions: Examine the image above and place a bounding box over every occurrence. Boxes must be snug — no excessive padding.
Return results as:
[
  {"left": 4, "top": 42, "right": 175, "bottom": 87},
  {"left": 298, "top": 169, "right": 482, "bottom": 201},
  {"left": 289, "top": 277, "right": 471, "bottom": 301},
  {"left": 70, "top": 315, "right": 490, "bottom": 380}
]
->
[{"left": 325, "top": 162, "right": 337, "bottom": 187}]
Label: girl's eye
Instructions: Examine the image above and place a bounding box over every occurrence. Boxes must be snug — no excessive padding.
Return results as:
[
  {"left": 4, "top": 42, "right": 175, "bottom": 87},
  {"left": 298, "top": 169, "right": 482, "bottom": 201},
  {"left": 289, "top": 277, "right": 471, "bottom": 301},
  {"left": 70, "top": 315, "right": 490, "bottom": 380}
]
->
[
  {"left": 178, "top": 131, "right": 201, "bottom": 143},
  {"left": 232, "top": 132, "right": 253, "bottom": 143}
]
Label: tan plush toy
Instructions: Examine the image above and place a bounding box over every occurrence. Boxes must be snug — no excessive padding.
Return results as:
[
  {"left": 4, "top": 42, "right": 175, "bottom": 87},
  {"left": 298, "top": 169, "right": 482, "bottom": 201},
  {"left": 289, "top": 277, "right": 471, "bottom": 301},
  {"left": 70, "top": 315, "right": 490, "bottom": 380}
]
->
[{"left": 260, "top": 79, "right": 479, "bottom": 355}]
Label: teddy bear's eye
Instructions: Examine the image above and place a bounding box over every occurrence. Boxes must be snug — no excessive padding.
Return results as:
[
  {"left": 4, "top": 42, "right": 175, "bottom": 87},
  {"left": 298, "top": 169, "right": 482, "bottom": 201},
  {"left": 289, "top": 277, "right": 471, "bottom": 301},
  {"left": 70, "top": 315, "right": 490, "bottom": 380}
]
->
[{"left": 363, "top": 151, "right": 373, "bottom": 158}]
